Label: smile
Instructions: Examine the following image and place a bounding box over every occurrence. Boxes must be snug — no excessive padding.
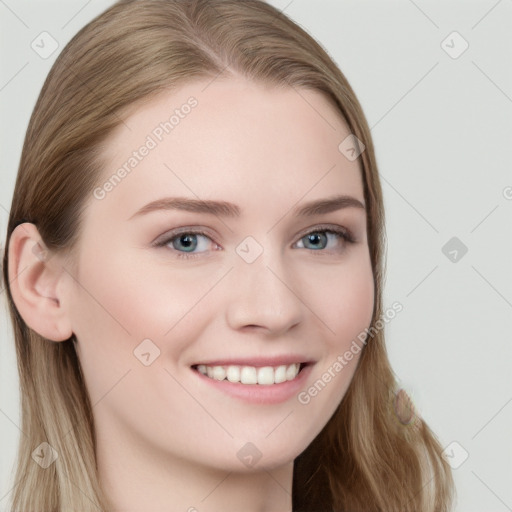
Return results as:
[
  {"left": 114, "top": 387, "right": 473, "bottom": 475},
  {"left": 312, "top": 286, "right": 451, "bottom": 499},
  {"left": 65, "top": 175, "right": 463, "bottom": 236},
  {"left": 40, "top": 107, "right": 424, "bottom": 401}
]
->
[{"left": 194, "top": 363, "right": 304, "bottom": 385}]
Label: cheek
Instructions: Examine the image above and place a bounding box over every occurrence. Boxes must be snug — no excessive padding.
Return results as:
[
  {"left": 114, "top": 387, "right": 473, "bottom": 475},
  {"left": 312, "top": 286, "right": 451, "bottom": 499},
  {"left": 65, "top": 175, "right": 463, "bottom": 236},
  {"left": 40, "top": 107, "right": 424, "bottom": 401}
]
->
[
  {"left": 73, "top": 242, "right": 218, "bottom": 334},
  {"left": 68, "top": 247, "right": 163, "bottom": 400},
  {"left": 302, "top": 252, "right": 375, "bottom": 346},
  {"left": 69, "top": 247, "right": 226, "bottom": 385},
  {"left": 293, "top": 252, "right": 374, "bottom": 413}
]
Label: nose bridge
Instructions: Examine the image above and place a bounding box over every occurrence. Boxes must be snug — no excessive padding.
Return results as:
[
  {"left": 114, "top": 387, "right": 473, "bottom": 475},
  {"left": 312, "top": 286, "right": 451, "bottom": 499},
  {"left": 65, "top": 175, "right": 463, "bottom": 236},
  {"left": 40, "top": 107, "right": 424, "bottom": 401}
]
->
[{"left": 225, "top": 242, "right": 304, "bottom": 334}]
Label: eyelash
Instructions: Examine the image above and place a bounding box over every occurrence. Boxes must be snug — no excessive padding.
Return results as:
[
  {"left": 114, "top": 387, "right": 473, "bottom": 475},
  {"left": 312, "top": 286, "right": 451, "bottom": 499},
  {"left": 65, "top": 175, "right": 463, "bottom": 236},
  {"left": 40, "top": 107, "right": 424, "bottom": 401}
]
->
[{"left": 153, "top": 225, "right": 356, "bottom": 260}]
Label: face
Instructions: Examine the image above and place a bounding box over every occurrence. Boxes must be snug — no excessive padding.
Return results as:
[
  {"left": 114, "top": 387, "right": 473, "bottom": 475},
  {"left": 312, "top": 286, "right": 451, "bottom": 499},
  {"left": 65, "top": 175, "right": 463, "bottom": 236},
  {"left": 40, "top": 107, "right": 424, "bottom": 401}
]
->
[{"left": 67, "top": 77, "right": 374, "bottom": 472}]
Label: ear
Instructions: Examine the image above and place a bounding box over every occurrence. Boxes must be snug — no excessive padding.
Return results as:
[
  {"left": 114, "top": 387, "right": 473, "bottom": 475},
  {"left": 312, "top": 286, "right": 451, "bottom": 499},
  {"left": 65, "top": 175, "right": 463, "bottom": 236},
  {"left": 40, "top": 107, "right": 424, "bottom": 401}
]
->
[{"left": 8, "top": 223, "right": 73, "bottom": 342}]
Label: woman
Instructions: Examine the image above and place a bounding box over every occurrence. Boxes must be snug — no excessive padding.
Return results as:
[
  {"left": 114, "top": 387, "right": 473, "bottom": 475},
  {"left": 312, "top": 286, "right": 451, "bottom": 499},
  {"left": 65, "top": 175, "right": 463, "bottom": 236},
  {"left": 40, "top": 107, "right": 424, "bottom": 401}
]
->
[{"left": 2, "top": 0, "right": 454, "bottom": 510}]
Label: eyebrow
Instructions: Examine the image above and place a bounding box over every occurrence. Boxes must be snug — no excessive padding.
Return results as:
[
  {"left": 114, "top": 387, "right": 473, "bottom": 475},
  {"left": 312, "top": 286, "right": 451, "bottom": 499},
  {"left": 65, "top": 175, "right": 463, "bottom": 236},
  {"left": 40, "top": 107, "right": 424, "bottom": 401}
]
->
[{"left": 128, "top": 194, "right": 365, "bottom": 220}]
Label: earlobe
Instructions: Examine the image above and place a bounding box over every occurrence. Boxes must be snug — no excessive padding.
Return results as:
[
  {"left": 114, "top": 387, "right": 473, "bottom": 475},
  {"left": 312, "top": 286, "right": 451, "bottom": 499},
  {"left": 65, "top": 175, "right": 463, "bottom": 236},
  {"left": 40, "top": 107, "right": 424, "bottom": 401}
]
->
[{"left": 8, "top": 223, "right": 73, "bottom": 342}]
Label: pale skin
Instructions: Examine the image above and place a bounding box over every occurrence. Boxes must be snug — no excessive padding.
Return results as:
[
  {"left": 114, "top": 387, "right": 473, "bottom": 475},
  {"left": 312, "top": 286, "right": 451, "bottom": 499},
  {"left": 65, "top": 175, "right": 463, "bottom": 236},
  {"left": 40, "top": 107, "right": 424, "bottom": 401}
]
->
[{"left": 9, "top": 77, "right": 374, "bottom": 512}]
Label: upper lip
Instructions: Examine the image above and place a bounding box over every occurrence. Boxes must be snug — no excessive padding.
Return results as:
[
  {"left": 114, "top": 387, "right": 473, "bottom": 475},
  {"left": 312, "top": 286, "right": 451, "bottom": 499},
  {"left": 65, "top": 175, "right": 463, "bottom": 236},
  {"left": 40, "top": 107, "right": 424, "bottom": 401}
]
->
[{"left": 192, "top": 355, "right": 315, "bottom": 368}]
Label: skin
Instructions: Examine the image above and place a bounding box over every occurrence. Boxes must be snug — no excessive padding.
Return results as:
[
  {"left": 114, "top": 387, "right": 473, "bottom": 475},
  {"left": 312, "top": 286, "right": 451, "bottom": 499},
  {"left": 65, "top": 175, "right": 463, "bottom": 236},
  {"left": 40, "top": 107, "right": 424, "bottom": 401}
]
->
[{"left": 9, "top": 77, "right": 374, "bottom": 512}]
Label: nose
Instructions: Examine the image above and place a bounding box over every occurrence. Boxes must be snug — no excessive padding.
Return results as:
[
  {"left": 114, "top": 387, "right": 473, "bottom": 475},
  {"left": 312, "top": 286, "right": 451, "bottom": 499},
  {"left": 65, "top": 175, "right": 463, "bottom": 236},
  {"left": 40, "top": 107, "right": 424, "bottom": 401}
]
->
[{"left": 224, "top": 252, "right": 304, "bottom": 337}]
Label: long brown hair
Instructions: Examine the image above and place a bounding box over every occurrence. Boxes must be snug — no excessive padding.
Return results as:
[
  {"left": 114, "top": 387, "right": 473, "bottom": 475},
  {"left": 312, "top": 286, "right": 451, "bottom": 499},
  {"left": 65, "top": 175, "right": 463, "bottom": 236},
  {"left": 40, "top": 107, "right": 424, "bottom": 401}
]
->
[{"left": 2, "top": 1, "right": 454, "bottom": 510}]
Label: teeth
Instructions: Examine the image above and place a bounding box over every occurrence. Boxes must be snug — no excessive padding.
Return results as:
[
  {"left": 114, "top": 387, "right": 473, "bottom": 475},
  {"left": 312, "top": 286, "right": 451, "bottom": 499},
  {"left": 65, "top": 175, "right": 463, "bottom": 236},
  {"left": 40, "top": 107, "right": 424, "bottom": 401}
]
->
[
  {"left": 285, "top": 364, "right": 298, "bottom": 381},
  {"left": 196, "top": 363, "right": 302, "bottom": 385},
  {"left": 226, "top": 365, "right": 240, "bottom": 383},
  {"left": 212, "top": 366, "right": 226, "bottom": 381},
  {"left": 257, "top": 366, "right": 274, "bottom": 385},
  {"left": 274, "top": 365, "right": 287, "bottom": 384},
  {"left": 241, "top": 366, "right": 257, "bottom": 384}
]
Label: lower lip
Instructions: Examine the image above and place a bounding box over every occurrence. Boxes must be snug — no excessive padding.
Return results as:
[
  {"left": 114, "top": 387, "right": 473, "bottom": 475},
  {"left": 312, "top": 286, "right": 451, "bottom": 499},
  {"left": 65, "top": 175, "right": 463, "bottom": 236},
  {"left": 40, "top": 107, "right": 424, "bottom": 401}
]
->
[{"left": 192, "top": 364, "right": 314, "bottom": 404}]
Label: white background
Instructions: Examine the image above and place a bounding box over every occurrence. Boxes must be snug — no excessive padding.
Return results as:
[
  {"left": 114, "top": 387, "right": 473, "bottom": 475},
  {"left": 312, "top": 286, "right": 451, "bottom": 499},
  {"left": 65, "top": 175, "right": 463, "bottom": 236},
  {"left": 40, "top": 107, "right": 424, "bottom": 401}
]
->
[{"left": 1, "top": 1, "right": 511, "bottom": 511}]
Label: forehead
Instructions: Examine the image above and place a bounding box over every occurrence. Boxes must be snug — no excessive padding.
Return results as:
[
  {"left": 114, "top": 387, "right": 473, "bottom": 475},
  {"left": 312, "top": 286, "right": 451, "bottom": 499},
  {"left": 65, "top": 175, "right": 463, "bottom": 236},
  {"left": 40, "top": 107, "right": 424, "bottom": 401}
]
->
[{"left": 94, "top": 77, "right": 365, "bottom": 218}]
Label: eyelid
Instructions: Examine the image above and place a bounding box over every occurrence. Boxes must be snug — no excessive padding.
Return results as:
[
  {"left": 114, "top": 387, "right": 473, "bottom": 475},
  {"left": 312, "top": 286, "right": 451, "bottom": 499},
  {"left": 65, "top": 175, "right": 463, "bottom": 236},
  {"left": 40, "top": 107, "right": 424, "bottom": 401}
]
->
[
  {"left": 292, "top": 223, "right": 356, "bottom": 245},
  {"left": 151, "top": 226, "right": 219, "bottom": 247}
]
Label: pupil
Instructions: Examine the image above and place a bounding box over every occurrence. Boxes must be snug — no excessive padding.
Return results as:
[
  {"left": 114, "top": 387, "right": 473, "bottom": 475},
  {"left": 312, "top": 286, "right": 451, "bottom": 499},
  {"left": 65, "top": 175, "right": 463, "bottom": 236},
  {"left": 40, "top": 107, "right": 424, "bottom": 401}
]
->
[
  {"left": 306, "top": 232, "right": 326, "bottom": 249},
  {"left": 175, "top": 234, "right": 197, "bottom": 252}
]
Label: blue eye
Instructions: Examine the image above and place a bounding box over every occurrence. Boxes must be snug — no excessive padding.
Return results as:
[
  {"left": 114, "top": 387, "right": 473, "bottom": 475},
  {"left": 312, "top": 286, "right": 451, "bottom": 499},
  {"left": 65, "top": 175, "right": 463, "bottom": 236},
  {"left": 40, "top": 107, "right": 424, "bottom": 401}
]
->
[
  {"left": 154, "top": 226, "right": 354, "bottom": 260},
  {"left": 301, "top": 232, "right": 329, "bottom": 250},
  {"left": 295, "top": 228, "right": 353, "bottom": 251},
  {"left": 171, "top": 233, "right": 205, "bottom": 253},
  {"left": 155, "top": 230, "right": 215, "bottom": 259}
]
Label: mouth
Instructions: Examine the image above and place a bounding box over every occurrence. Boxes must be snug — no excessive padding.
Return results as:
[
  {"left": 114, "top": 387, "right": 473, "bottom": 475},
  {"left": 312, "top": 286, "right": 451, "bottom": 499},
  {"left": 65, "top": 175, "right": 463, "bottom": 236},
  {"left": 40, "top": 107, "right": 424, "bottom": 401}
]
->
[{"left": 191, "top": 362, "right": 310, "bottom": 385}]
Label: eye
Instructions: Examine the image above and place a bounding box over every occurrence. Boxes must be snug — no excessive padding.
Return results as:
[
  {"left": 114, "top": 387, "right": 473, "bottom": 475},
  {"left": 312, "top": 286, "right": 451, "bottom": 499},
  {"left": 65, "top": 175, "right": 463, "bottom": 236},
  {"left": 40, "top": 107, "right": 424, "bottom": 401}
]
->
[
  {"left": 153, "top": 229, "right": 219, "bottom": 259},
  {"left": 294, "top": 227, "right": 354, "bottom": 252},
  {"left": 153, "top": 225, "right": 355, "bottom": 260}
]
